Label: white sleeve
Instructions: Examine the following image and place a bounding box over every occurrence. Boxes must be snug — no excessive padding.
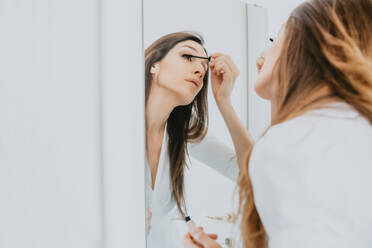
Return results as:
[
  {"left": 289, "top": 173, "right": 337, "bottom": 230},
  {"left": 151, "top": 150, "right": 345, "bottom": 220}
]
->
[
  {"left": 188, "top": 135, "right": 238, "bottom": 182},
  {"left": 249, "top": 124, "right": 357, "bottom": 248}
]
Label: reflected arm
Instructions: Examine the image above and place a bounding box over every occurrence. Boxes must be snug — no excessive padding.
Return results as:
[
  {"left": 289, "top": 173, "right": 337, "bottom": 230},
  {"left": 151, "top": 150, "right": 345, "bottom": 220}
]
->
[
  {"left": 188, "top": 135, "right": 238, "bottom": 181},
  {"left": 216, "top": 100, "right": 254, "bottom": 171}
]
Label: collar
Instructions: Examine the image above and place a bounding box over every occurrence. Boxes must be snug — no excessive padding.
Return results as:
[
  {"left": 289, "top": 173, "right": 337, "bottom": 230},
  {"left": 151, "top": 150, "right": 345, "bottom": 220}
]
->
[{"left": 306, "top": 101, "right": 360, "bottom": 119}]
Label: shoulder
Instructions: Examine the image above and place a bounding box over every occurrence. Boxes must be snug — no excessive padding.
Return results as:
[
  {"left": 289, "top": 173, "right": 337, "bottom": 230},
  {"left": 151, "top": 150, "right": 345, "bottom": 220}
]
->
[
  {"left": 251, "top": 101, "right": 371, "bottom": 163},
  {"left": 248, "top": 107, "right": 342, "bottom": 183},
  {"left": 248, "top": 105, "right": 372, "bottom": 242},
  {"left": 248, "top": 114, "right": 318, "bottom": 187},
  {"left": 249, "top": 102, "right": 372, "bottom": 196},
  {"left": 252, "top": 113, "right": 320, "bottom": 161}
]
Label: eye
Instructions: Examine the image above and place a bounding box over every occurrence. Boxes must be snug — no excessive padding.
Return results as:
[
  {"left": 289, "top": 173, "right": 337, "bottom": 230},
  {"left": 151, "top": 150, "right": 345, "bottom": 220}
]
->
[{"left": 182, "top": 54, "right": 193, "bottom": 62}]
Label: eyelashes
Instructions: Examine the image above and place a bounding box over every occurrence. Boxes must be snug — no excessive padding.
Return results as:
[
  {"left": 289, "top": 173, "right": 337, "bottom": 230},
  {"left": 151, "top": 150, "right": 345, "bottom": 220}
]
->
[
  {"left": 182, "top": 54, "right": 193, "bottom": 61},
  {"left": 182, "top": 54, "right": 208, "bottom": 72}
]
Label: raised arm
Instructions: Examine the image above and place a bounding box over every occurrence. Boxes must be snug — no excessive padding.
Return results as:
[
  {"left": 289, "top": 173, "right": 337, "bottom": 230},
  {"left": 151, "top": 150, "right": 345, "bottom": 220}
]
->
[
  {"left": 209, "top": 53, "right": 254, "bottom": 170},
  {"left": 188, "top": 135, "right": 238, "bottom": 181}
]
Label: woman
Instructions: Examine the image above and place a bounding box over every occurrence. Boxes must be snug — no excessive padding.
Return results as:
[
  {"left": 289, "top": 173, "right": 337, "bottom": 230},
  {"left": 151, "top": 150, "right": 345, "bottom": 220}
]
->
[
  {"left": 185, "top": 0, "right": 372, "bottom": 247},
  {"left": 145, "top": 32, "right": 250, "bottom": 248}
]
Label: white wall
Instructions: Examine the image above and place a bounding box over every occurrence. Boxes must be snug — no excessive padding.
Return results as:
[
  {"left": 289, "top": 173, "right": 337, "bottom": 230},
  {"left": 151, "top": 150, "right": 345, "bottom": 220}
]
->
[
  {"left": 0, "top": 0, "right": 146, "bottom": 247},
  {"left": 243, "top": 0, "right": 306, "bottom": 36},
  {"left": 264, "top": 0, "right": 306, "bottom": 36},
  {"left": 101, "top": 0, "right": 146, "bottom": 247},
  {"left": 246, "top": 4, "right": 271, "bottom": 140},
  {"left": 0, "top": 1, "right": 102, "bottom": 247}
]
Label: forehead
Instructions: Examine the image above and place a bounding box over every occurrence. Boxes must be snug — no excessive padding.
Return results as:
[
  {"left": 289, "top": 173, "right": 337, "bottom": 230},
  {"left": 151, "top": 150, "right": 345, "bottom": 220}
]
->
[{"left": 172, "top": 40, "right": 207, "bottom": 57}]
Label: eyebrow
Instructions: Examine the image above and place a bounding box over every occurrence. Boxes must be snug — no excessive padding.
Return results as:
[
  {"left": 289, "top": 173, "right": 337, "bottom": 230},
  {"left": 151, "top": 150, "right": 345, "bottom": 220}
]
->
[
  {"left": 181, "top": 45, "right": 199, "bottom": 53},
  {"left": 181, "top": 45, "right": 208, "bottom": 57},
  {"left": 180, "top": 45, "right": 209, "bottom": 71}
]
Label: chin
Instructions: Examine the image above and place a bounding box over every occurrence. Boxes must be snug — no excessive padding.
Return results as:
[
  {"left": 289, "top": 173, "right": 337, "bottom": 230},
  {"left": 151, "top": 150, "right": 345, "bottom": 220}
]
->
[
  {"left": 177, "top": 93, "right": 196, "bottom": 106},
  {"left": 181, "top": 95, "right": 195, "bottom": 106},
  {"left": 175, "top": 88, "right": 198, "bottom": 106},
  {"left": 254, "top": 81, "right": 272, "bottom": 100}
]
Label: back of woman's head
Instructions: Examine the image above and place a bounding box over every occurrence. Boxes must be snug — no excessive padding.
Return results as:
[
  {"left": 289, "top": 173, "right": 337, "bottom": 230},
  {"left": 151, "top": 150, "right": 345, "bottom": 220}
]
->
[
  {"left": 145, "top": 32, "right": 209, "bottom": 216},
  {"left": 274, "top": 0, "right": 372, "bottom": 125},
  {"left": 239, "top": 0, "right": 372, "bottom": 247}
]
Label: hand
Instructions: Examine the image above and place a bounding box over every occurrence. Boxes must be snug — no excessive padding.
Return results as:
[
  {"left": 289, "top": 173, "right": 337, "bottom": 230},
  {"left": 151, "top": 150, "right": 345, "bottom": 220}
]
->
[
  {"left": 146, "top": 208, "right": 152, "bottom": 234},
  {"left": 184, "top": 226, "right": 221, "bottom": 248},
  {"left": 209, "top": 53, "right": 239, "bottom": 104},
  {"left": 256, "top": 51, "right": 266, "bottom": 74}
]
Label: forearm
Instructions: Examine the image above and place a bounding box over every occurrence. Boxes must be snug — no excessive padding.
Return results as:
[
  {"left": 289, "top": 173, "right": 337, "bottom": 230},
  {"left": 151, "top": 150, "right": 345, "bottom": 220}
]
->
[{"left": 217, "top": 100, "right": 254, "bottom": 169}]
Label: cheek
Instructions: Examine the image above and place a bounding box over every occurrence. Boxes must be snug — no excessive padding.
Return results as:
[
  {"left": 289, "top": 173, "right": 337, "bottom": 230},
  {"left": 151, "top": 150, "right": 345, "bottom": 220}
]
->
[
  {"left": 179, "top": 80, "right": 204, "bottom": 105},
  {"left": 156, "top": 72, "right": 200, "bottom": 104},
  {"left": 254, "top": 60, "right": 278, "bottom": 100},
  {"left": 157, "top": 67, "right": 179, "bottom": 89},
  {"left": 157, "top": 72, "right": 172, "bottom": 88},
  {"left": 158, "top": 62, "right": 186, "bottom": 86}
]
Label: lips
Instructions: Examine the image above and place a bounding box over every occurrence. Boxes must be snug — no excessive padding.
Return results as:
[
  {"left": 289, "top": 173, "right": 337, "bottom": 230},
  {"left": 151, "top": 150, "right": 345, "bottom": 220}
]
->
[{"left": 185, "top": 79, "right": 200, "bottom": 87}]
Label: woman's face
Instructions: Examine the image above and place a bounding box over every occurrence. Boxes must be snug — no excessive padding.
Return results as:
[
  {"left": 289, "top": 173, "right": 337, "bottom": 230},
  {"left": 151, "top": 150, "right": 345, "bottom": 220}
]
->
[
  {"left": 254, "top": 24, "right": 286, "bottom": 101},
  {"left": 150, "top": 40, "right": 208, "bottom": 106}
]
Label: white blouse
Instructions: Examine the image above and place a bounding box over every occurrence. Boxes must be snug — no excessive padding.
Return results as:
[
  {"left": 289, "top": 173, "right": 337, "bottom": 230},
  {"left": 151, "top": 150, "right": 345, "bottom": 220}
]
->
[
  {"left": 145, "top": 133, "right": 238, "bottom": 248},
  {"left": 250, "top": 102, "right": 372, "bottom": 248}
]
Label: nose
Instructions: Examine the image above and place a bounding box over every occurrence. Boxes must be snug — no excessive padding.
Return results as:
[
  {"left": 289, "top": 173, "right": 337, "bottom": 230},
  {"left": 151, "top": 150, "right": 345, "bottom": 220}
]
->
[{"left": 193, "top": 62, "right": 205, "bottom": 78}]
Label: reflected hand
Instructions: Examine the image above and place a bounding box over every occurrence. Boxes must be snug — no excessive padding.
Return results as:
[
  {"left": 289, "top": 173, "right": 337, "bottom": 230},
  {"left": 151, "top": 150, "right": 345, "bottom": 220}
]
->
[
  {"left": 209, "top": 53, "right": 239, "bottom": 104},
  {"left": 146, "top": 207, "right": 152, "bottom": 234},
  {"left": 184, "top": 226, "right": 221, "bottom": 248},
  {"left": 256, "top": 51, "right": 266, "bottom": 74}
]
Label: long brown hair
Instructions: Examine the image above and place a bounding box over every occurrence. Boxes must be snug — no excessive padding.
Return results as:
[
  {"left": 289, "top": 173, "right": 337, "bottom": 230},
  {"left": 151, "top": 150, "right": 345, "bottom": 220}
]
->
[
  {"left": 145, "top": 32, "right": 209, "bottom": 216},
  {"left": 238, "top": 0, "right": 372, "bottom": 247}
]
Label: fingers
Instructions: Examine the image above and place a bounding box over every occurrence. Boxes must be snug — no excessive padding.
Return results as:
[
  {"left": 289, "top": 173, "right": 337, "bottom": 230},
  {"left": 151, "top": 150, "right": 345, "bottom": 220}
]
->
[
  {"left": 146, "top": 208, "right": 152, "bottom": 221},
  {"left": 256, "top": 51, "right": 266, "bottom": 73},
  {"left": 209, "top": 53, "right": 239, "bottom": 79},
  {"left": 256, "top": 56, "right": 264, "bottom": 72},
  {"left": 208, "top": 234, "right": 218, "bottom": 240},
  {"left": 212, "top": 60, "right": 232, "bottom": 77},
  {"left": 210, "top": 53, "right": 239, "bottom": 74},
  {"left": 190, "top": 227, "right": 221, "bottom": 248},
  {"left": 210, "top": 52, "right": 224, "bottom": 58},
  {"left": 146, "top": 208, "right": 152, "bottom": 234},
  {"left": 184, "top": 233, "right": 202, "bottom": 248}
]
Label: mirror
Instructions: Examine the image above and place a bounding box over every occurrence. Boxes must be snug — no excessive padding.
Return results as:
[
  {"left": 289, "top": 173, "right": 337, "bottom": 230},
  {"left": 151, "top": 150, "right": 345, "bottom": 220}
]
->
[{"left": 143, "top": 0, "right": 269, "bottom": 247}]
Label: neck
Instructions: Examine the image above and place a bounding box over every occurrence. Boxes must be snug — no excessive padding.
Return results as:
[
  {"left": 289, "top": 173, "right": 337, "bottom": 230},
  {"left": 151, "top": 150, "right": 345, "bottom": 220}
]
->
[
  {"left": 270, "top": 84, "right": 335, "bottom": 123},
  {"left": 270, "top": 101, "right": 277, "bottom": 122},
  {"left": 146, "top": 88, "right": 176, "bottom": 135}
]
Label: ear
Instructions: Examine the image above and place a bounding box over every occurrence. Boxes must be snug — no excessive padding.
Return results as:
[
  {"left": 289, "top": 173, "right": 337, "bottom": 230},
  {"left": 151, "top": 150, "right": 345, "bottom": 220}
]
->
[{"left": 150, "top": 63, "right": 160, "bottom": 74}]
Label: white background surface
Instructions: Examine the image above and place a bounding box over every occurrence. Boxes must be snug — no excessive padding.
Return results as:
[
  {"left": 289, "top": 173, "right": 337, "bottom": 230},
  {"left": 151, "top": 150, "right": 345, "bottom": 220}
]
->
[
  {"left": 0, "top": 0, "right": 103, "bottom": 247},
  {"left": 0, "top": 0, "right": 306, "bottom": 247},
  {"left": 0, "top": 0, "right": 145, "bottom": 247},
  {"left": 242, "top": 0, "right": 306, "bottom": 36}
]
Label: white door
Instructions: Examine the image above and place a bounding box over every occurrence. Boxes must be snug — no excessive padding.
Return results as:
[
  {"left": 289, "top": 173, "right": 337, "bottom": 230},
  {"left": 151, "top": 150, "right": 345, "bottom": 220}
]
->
[
  {"left": 0, "top": 1, "right": 102, "bottom": 247},
  {"left": 0, "top": 0, "right": 146, "bottom": 247}
]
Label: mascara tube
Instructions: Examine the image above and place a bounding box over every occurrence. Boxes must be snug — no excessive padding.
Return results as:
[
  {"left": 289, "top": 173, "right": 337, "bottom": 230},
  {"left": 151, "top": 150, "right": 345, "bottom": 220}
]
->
[{"left": 185, "top": 216, "right": 197, "bottom": 232}]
